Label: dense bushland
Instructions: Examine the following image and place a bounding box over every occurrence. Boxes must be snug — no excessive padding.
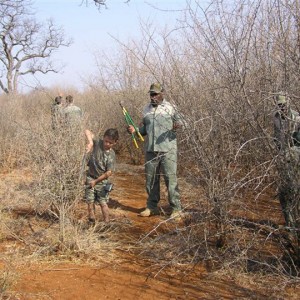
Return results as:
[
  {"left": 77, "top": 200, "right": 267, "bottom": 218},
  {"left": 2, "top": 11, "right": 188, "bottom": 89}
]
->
[
  {"left": 0, "top": 0, "right": 300, "bottom": 296},
  {"left": 88, "top": 0, "right": 300, "bottom": 276}
]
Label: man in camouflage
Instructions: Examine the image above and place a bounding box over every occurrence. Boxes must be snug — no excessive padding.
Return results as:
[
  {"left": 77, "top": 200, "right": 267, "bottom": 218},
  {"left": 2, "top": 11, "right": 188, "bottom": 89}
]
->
[
  {"left": 128, "top": 83, "right": 184, "bottom": 218},
  {"left": 64, "top": 95, "right": 82, "bottom": 125},
  {"left": 273, "top": 94, "right": 300, "bottom": 152},
  {"left": 51, "top": 95, "right": 63, "bottom": 129},
  {"left": 273, "top": 93, "right": 300, "bottom": 227}
]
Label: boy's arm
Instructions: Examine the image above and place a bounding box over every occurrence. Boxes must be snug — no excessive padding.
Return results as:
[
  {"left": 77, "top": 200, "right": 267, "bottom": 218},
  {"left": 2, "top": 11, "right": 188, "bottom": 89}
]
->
[
  {"left": 89, "top": 154, "right": 115, "bottom": 188},
  {"left": 90, "top": 170, "right": 114, "bottom": 188},
  {"left": 85, "top": 129, "right": 95, "bottom": 153},
  {"left": 92, "top": 170, "right": 112, "bottom": 186}
]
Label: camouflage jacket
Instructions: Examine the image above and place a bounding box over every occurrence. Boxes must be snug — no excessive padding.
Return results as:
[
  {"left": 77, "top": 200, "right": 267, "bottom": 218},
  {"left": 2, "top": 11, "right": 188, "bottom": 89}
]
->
[
  {"left": 51, "top": 103, "right": 63, "bottom": 128},
  {"left": 64, "top": 104, "right": 82, "bottom": 124},
  {"left": 273, "top": 108, "right": 300, "bottom": 150},
  {"left": 139, "top": 99, "right": 184, "bottom": 152},
  {"left": 87, "top": 139, "right": 116, "bottom": 179}
]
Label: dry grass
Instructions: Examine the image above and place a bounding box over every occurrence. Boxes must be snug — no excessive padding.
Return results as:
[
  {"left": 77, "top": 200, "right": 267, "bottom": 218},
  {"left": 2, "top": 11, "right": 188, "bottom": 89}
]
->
[{"left": 0, "top": 259, "right": 18, "bottom": 299}]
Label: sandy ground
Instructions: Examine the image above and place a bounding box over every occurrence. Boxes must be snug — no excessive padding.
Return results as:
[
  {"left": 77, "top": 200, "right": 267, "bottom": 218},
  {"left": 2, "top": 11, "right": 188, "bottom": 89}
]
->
[{"left": 1, "top": 163, "right": 300, "bottom": 299}]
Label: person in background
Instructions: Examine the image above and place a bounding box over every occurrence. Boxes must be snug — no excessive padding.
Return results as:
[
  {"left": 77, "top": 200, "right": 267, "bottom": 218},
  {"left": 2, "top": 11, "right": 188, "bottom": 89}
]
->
[
  {"left": 128, "top": 83, "right": 184, "bottom": 219},
  {"left": 273, "top": 93, "right": 300, "bottom": 151},
  {"left": 64, "top": 95, "right": 82, "bottom": 125},
  {"left": 84, "top": 128, "right": 119, "bottom": 223},
  {"left": 51, "top": 95, "right": 63, "bottom": 129},
  {"left": 273, "top": 92, "right": 300, "bottom": 227}
]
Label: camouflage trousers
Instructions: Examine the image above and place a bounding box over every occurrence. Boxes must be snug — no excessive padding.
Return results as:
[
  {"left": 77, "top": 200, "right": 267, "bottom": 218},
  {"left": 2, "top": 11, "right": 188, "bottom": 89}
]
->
[
  {"left": 85, "top": 176, "right": 109, "bottom": 205},
  {"left": 278, "top": 146, "right": 300, "bottom": 227},
  {"left": 145, "top": 150, "right": 181, "bottom": 211}
]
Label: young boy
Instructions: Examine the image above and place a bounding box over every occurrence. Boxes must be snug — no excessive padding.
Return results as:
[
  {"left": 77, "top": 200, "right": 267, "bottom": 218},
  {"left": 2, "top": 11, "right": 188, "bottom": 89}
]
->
[{"left": 85, "top": 128, "right": 119, "bottom": 223}]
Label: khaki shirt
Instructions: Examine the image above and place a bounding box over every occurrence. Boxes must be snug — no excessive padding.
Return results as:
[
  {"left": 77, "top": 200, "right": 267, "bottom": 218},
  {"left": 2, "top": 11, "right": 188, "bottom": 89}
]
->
[
  {"left": 64, "top": 104, "right": 82, "bottom": 124},
  {"left": 139, "top": 99, "right": 183, "bottom": 152}
]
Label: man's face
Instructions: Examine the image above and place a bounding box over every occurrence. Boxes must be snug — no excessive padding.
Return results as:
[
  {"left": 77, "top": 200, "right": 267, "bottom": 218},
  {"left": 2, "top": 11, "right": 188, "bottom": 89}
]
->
[
  {"left": 150, "top": 92, "right": 163, "bottom": 106},
  {"left": 103, "top": 136, "right": 117, "bottom": 151},
  {"left": 278, "top": 103, "right": 287, "bottom": 115}
]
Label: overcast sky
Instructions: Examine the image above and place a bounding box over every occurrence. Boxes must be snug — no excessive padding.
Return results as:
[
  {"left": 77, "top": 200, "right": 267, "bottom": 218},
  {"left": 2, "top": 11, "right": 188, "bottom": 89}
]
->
[{"left": 20, "top": 0, "right": 188, "bottom": 93}]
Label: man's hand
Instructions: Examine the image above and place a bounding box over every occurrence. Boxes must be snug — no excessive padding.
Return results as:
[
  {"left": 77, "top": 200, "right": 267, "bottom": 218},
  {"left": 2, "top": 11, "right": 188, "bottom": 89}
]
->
[
  {"left": 173, "top": 121, "right": 182, "bottom": 131},
  {"left": 127, "top": 125, "right": 135, "bottom": 134}
]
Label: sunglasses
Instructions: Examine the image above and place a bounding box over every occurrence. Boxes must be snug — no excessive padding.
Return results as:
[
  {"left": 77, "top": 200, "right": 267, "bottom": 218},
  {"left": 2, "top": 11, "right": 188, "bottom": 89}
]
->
[
  {"left": 278, "top": 103, "right": 286, "bottom": 108},
  {"left": 150, "top": 92, "right": 159, "bottom": 97}
]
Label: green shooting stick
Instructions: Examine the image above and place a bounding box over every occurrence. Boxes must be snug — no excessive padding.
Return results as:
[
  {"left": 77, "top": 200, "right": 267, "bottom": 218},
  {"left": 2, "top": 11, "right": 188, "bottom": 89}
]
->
[{"left": 119, "top": 102, "right": 144, "bottom": 148}]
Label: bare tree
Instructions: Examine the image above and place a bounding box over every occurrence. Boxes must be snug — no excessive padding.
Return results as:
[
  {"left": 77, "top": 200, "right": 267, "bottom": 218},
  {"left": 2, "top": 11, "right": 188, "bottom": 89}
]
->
[{"left": 0, "top": 0, "right": 72, "bottom": 94}]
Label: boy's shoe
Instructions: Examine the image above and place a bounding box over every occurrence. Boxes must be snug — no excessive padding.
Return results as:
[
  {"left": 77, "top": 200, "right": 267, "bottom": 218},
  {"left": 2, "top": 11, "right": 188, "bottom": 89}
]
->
[
  {"left": 88, "top": 217, "right": 96, "bottom": 225},
  {"left": 139, "top": 208, "right": 159, "bottom": 217}
]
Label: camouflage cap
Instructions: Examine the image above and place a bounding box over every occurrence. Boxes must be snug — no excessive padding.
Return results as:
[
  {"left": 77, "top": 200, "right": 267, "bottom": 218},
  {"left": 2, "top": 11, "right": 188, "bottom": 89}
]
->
[
  {"left": 54, "top": 96, "right": 62, "bottom": 104},
  {"left": 276, "top": 94, "right": 287, "bottom": 105},
  {"left": 149, "top": 83, "right": 164, "bottom": 93},
  {"left": 66, "top": 95, "right": 73, "bottom": 104}
]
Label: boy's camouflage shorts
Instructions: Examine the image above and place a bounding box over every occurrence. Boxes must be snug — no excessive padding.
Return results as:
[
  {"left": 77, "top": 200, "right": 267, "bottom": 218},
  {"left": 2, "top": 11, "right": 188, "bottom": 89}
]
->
[{"left": 85, "top": 176, "right": 109, "bottom": 204}]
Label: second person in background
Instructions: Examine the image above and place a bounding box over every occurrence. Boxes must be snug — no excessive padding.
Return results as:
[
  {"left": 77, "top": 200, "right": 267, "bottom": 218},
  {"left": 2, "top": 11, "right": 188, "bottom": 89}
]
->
[{"left": 64, "top": 95, "right": 83, "bottom": 125}]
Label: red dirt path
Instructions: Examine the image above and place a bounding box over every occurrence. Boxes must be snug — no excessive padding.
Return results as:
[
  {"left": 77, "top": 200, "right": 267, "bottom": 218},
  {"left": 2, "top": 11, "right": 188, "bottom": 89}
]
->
[{"left": 1, "top": 163, "right": 300, "bottom": 299}]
